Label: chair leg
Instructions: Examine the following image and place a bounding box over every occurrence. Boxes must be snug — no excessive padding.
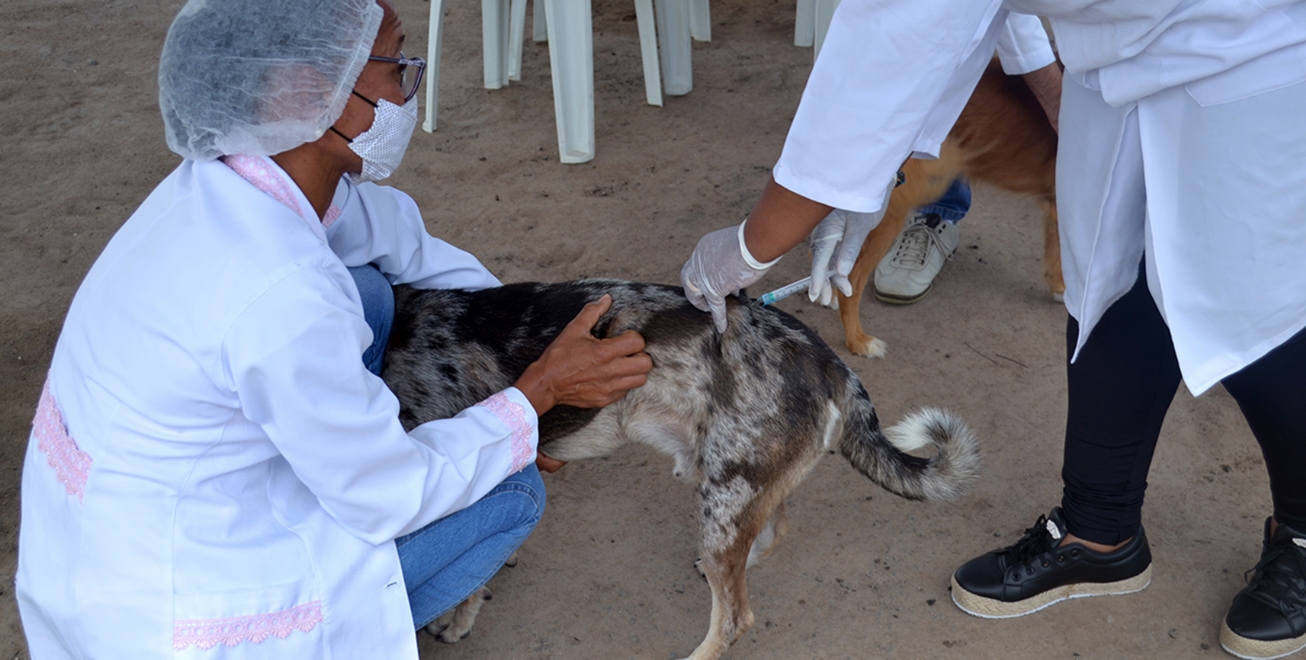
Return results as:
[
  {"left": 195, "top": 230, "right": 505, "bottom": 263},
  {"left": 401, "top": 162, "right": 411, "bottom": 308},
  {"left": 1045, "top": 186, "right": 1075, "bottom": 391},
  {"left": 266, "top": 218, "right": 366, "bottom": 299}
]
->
[
  {"left": 424, "top": 0, "right": 446, "bottom": 132},
  {"left": 634, "top": 0, "right": 663, "bottom": 106},
  {"left": 543, "top": 0, "right": 595, "bottom": 163},
  {"left": 532, "top": 0, "right": 548, "bottom": 42},
  {"left": 654, "top": 0, "right": 692, "bottom": 96},
  {"left": 482, "top": 0, "right": 512, "bottom": 89},
  {"left": 509, "top": 0, "right": 528, "bottom": 81},
  {"left": 813, "top": 0, "right": 840, "bottom": 59},
  {"left": 794, "top": 0, "right": 814, "bottom": 47},
  {"left": 690, "top": 0, "right": 711, "bottom": 42}
]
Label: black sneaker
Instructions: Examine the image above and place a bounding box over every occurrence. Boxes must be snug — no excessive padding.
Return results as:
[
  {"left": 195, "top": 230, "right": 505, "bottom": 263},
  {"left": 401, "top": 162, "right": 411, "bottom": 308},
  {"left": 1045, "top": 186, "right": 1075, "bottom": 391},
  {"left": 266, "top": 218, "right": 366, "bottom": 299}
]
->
[
  {"left": 951, "top": 507, "right": 1152, "bottom": 618},
  {"left": 1221, "top": 519, "right": 1306, "bottom": 660}
]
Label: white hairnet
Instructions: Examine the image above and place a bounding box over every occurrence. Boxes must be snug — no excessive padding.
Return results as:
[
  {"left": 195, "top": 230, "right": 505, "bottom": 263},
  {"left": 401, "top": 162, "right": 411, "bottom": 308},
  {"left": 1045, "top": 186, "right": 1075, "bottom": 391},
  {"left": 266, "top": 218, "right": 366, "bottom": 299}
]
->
[{"left": 159, "top": 0, "right": 384, "bottom": 161}]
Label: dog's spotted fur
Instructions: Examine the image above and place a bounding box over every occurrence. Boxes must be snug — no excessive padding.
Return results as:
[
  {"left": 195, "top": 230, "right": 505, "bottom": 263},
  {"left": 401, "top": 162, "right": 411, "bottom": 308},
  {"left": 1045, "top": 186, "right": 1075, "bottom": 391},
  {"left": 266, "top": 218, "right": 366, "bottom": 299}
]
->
[{"left": 383, "top": 279, "right": 980, "bottom": 660}]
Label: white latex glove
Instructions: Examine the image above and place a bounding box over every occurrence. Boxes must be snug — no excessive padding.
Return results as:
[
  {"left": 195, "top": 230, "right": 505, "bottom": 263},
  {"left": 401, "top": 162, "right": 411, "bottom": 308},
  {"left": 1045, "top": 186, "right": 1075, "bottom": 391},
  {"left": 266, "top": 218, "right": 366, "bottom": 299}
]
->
[
  {"left": 681, "top": 223, "right": 777, "bottom": 333},
  {"left": 807, "top": 207, "right": 887, "bottom": 306}
]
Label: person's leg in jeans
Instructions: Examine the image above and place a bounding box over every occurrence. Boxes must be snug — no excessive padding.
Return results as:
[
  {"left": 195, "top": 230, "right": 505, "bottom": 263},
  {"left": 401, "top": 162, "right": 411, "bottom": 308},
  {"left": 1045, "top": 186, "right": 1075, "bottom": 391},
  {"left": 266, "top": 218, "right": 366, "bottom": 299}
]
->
[
  {"left": 348, "top": 264, "right": 547, "bottom": 627},
  {"left": 348, "top": 264, "right": 395, "bottom": 376},
  {"left": 874, "top": 178, "right": 970, "bottom": 303},
  {"left": 918, "top": 178, "right": 973, "bottom": 223},
  {"left": 397, "top": 465, "right": 546, "bottom": 628}
]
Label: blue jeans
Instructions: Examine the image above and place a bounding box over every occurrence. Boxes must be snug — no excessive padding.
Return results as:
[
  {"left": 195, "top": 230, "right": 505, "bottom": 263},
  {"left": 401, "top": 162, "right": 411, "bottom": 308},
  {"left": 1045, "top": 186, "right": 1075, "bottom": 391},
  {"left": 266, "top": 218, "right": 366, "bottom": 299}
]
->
[
  {"left": 347, "top": 265, "right": 546, "bottom": 628},
  {"left": 349, "top": 264, "right": 395, "bottom": 376},
  {"left": 918, "top": 178, "right": 972, "bottom": 223},
  {"left": 396, "top": 466, "right": 546, "bottom": 628}
]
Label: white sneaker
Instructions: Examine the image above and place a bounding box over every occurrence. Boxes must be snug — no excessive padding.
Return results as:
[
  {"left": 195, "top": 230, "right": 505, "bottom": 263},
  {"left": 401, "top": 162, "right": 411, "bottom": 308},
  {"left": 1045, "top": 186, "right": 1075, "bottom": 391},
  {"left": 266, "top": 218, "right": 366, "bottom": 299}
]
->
[{"left": 873, "top": 213, "right": 960, "bottom": 304}]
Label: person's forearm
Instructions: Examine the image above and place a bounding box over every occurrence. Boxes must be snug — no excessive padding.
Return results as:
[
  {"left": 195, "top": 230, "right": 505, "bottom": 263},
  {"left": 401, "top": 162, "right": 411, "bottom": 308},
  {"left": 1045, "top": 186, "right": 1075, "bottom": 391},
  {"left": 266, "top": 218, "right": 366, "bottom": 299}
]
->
[
  {"left": 1022, "top": 63, "right": 1062, "bottom": 133},
  {"left": 741, "top": 177, "right": 834, "bottom": 263}
]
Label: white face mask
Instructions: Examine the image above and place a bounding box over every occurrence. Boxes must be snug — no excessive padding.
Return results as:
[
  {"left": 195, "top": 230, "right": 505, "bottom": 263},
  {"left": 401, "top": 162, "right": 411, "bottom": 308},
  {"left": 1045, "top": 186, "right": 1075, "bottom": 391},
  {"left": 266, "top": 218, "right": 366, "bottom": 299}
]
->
[{"left": 345, "top": 96, "right": 418, "bottom": 184}]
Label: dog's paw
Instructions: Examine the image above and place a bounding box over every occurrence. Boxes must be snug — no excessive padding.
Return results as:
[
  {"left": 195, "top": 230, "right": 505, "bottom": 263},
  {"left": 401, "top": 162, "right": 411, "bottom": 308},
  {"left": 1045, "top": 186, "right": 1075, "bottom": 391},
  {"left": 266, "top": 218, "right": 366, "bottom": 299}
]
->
[
  {"left": 426, "top": 586, "right": 492, "bottom": 644},
  {"left": 847, "top": 335, "right": 887, "bottom": 359},
  {"left": 504, "top": 551, "right": 519, "bottom": 568},
  {"left": 694, "top": 558, "right": 706, "bottom": 579},
  {"left": 1051, "top": 291, "right": 1065, "bottom": 303}
]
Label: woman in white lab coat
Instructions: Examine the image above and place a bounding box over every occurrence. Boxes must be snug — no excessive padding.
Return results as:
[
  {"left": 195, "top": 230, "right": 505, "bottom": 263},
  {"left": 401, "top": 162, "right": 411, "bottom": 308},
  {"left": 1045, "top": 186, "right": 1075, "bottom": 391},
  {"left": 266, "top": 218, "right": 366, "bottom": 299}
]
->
[
  {"left": 680, "top": 2, "right": 1306, "bottom": 657},
  {"left": 16, "top": 0, "right": 651, "bottom": 658}
]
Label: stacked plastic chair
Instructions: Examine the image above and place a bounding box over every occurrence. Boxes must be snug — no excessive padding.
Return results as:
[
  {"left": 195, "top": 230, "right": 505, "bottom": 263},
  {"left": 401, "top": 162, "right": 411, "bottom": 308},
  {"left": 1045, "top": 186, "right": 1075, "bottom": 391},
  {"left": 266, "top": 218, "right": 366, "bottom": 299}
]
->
[
  {"left": 424, "top": 0, "right": 708, "bottom": 164},
  {"left": 795, "top": 0, "right": 841, "bottom": 56}
]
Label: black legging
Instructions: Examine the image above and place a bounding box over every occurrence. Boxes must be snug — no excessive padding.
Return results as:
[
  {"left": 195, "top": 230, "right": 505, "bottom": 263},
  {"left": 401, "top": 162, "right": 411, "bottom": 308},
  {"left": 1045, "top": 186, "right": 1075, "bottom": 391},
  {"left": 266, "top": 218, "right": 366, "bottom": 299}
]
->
[{"left": 1059, "top": 261, "right": 1306, "bottom": 545}]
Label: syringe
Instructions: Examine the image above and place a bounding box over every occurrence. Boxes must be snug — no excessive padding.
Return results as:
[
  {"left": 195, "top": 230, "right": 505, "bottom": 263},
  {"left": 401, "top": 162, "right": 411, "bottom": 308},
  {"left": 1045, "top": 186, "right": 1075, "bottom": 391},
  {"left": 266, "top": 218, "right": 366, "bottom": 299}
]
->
[{"left": 758, "top": 277, "right": 812, "bottom": 306}]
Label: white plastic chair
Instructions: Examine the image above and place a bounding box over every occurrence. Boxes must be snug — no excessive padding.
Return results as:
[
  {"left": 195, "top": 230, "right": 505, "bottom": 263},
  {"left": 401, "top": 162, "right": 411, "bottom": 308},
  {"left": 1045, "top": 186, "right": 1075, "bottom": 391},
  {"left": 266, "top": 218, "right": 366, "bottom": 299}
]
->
[
  {"left": 811, "top": 0, "right": 840, "bottom": 57},
  {"left": 795, "top": 0, "right": 840, "bottom": 57},
  {"left": 424, "top": 0, "right": 697, "bottom": 164}
]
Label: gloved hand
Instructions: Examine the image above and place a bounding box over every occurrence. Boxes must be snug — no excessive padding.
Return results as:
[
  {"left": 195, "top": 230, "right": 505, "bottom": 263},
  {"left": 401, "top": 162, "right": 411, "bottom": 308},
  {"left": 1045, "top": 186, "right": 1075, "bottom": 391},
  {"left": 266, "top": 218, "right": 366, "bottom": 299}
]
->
[
  {"left": 807, "top": 207, "right": 886, "bottom": 306},
  {"left": 681, "top": 223, "right": 777, "bottom": 333}
]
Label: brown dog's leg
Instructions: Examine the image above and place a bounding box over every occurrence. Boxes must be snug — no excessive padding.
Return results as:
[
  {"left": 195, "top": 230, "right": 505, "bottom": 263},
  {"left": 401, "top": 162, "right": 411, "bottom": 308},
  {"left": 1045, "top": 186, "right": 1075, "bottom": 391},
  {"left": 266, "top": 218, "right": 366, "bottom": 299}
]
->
[
  {"left": 838, "top": 221, "right": 900, "bottom": 357},
  {"left": 837, "top": 154, "right": 961, "bottom": 357},
  {"left": 1040, "top": 199, "right": 1065, "bottom": 301}
]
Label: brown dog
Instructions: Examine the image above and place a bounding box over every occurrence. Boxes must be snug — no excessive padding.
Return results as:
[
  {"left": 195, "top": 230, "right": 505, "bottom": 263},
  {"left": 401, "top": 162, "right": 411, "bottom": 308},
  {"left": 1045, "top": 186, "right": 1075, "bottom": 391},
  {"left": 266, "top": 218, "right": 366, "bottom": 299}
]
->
[{"left": 836, "top": 59, "right": 1063, "bottom": 358}]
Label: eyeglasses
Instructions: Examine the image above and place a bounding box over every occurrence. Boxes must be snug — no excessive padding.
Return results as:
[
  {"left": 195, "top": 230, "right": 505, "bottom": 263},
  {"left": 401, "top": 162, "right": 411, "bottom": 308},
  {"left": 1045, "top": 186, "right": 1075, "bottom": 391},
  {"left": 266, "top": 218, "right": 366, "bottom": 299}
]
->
[{"left": 367, "top": 52, "right": 426, "bottom": 103}]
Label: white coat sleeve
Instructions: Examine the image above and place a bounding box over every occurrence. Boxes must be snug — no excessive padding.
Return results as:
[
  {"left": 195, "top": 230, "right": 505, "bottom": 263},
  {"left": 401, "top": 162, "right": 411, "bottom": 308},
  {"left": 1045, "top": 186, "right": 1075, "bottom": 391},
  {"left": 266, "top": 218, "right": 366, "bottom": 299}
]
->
[
  {"left": 325, "top": 180, "right": 502, "bottom": 291},
  {"left": 996, "top": 13, "right": 1056, "bottom": 76},
  {"left": 223, "top": 264, "right": 537, "bottom": 544},
  {"left": 772, "top": 0, "right": 1006, "bottom": 213}
]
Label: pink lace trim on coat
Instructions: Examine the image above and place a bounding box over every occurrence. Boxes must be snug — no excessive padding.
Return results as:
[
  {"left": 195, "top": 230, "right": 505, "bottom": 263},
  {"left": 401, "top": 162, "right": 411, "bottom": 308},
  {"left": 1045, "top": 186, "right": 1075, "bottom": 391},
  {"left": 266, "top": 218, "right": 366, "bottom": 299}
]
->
[
  {"left": 32, "top": 379, "right": 92, "bottom": 502},
  {"left": 220, "top": 155, "right": 342, "bottom": 227},
  {"left": 220, "top": 155, "right": 303, "bottom": 219},
  {"left": 477, "top": 392, "right": 534, "bottom": 473},
  {"left": 321, "top": 203, "right": 342, "bottom": 229},
  {"left": 173, "top": 600, "right": 323, "bottom": 650}
]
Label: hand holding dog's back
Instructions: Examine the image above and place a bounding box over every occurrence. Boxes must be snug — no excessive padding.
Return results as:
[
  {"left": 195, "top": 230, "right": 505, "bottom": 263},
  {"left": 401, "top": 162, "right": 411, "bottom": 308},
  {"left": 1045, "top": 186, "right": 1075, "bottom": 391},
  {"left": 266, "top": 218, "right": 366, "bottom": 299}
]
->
[{"left": 513, "top": 294, "right": 653, "bottom": 416}]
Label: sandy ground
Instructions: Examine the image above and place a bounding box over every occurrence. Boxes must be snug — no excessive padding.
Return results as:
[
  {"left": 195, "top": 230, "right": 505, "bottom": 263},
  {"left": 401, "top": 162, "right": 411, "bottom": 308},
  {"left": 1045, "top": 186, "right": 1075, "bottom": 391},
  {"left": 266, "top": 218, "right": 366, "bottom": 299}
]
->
[{"left": 0, "top": 1, "right": 1280, "bottom": 658}]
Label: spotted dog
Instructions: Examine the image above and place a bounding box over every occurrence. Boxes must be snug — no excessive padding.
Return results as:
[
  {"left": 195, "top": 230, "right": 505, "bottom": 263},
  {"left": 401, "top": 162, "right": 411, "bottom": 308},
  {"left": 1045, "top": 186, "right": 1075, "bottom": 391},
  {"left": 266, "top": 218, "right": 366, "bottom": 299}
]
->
[{"left": 382, "top": 280, "right": 981, "bottom": 660}]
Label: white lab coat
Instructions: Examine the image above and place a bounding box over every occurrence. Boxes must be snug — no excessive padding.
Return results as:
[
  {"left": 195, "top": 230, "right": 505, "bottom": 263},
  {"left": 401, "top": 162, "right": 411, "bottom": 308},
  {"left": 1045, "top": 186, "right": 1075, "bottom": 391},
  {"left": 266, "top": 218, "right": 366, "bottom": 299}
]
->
[
  {"left": 996, "top": 13, "right": 1057, "bottom": 76},
  {"left": 17, "top": 156, "right": 539, "bottom": 659},
  {"left": 774, "top": 0, "right": 1306, "bottom": 394}
]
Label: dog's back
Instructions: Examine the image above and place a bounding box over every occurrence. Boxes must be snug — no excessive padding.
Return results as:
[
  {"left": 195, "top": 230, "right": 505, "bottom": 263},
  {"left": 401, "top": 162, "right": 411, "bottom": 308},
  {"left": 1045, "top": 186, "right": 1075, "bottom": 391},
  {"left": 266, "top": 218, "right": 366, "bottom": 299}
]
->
[{"left": 384, "top": 280, "right": 977, "bottom": 499}]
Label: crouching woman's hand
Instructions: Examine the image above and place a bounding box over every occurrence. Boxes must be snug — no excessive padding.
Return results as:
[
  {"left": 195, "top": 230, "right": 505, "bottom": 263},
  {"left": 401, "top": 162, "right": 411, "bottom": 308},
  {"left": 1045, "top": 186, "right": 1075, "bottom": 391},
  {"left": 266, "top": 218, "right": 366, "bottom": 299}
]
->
[
  {"left": 513, "top": 295, "right": 652, "bottom": 472},
  {"left": 514, "top": 295, "right": 652, "bottom": 472}
]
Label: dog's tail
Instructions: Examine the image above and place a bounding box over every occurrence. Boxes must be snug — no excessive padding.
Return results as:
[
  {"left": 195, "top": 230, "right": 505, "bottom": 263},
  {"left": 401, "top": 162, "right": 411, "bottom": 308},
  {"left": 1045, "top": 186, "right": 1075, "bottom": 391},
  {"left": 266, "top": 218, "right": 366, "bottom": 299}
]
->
[{"left": 838, "top": 384, "right": 980, "bottom": 502}]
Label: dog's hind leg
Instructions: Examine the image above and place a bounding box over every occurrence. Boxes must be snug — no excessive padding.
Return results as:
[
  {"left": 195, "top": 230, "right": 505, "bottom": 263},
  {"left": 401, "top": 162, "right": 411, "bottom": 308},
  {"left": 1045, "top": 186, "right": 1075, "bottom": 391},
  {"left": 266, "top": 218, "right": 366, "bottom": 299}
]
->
[
  {"left": 693, "top": 500, "right": 789, "bottom": 578},
  {"left": 681, "top": 481, "right": 790, "bottom": 660},
  {"left": 746, "top": 501, "right": 789, "bottom": 568}
]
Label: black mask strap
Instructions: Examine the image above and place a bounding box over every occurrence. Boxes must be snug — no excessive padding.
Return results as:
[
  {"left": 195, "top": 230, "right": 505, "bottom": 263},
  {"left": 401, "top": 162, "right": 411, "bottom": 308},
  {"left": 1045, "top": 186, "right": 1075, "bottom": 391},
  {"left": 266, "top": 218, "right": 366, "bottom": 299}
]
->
[
  {"left": 328, "top": 91, "right": 378, "bottom": 143},
  {"left": 328, "top": 126, "right": 353, "bottom": 143}
]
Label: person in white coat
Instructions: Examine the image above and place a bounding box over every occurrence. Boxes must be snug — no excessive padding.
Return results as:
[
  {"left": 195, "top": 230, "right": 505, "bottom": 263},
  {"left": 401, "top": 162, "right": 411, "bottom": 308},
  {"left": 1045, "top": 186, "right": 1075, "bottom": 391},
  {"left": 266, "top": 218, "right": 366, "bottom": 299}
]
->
[
  {"left": 679, "top": 2, "right": 1306, "bottom": 658},
  {"left": 15, "top": 0, "right": 652, "bottom": 658}
]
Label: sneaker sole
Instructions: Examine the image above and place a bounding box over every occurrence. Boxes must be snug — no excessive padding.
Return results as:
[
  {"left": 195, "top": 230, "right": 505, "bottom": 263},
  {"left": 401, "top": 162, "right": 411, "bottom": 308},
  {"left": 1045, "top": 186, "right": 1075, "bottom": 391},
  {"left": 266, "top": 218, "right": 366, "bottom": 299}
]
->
[
  {"left": 1220, "top": 621, "right": 1306, "bottom": 660},
  {"left": 873, "top": 286, "right": 930, "bottom": 305},
  {"left": 950, "top": 564, "right": 1152, "bottom": 619}
]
